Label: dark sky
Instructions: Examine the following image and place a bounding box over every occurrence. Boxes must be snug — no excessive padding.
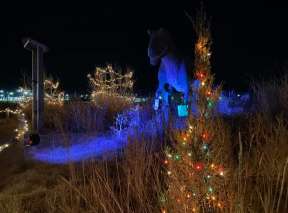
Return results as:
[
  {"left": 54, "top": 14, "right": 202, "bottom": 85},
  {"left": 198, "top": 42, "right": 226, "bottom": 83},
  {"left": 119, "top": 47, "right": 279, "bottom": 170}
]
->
[{"left": 1, "top": 1, "right": 288, "bottom": 95}]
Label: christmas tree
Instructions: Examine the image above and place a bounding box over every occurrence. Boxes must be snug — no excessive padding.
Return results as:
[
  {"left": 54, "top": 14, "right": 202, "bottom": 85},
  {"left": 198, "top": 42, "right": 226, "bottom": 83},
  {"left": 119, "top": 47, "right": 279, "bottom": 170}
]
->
[{"left": 161, "top": 7, "right": 227, "bottom": 213}]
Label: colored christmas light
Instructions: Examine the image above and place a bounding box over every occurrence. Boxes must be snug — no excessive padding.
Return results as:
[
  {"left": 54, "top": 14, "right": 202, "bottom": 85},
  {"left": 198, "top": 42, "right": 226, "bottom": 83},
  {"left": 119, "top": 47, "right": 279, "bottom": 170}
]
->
[
  {"left": 202, "top": 143, "right": 209, "bottom": 150},
  {"left": 206, "top": 90, "right": 212, "bottom": 96},
  {"left": 194, "top": 162, "right": 205, "bottom": 171},
  {"left": 161, "top": 7, "right": 227, "bottom": 212},
  {"left": 174, "top": 154, "right": 181, "bottom": 161},
  {"left": 195, "top": 70, "right": 207, "bottom": 81},
  {"left": 208, "top": 186, "right": 213, "bottom": 193},
  {"left": 207, "top": 100, "right": 214, "bottom": 108},
  {"left": 202, "top": 131, "right": 211, "bottom": 142}
]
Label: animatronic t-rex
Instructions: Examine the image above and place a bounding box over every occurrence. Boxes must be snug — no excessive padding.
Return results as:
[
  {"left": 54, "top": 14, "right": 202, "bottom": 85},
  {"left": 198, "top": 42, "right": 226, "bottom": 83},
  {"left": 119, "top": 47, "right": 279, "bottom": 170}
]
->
[
  {"left": 148, "top": 29, "right": 251, "bottom": 117},
  {"left": 147, "top": 28, "right": 190, "bottom": 111}
]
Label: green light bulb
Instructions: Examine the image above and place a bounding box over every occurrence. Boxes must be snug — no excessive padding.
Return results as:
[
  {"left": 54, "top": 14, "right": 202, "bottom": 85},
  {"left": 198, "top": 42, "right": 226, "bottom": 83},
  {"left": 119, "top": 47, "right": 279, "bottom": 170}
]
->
[
  {"left": 208, "top": 186, "right": 213, "bottom": 193},
  {"left": 207, "top": 100, "right": 213, "bottom": 108},
  {"left": 174, "top": 154, "right": 181, "bottom": 161}
]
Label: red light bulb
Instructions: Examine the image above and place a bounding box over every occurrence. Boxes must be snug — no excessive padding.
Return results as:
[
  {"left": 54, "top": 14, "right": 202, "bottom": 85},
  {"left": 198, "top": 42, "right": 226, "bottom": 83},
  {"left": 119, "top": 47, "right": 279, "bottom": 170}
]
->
[{"left": 194, "top": 162, "right": 204, "bottom": 171}]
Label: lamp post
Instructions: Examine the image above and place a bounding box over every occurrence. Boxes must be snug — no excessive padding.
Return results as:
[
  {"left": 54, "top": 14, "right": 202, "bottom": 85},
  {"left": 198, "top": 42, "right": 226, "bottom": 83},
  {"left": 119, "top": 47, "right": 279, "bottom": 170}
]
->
[{"left": 23, "top": 38, "right": 48, "bottom": 145}]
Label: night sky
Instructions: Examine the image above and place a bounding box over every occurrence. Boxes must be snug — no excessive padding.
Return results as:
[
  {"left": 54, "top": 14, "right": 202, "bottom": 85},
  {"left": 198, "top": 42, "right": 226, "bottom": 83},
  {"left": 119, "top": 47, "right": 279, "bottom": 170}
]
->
[{"left": 1, "top": 1, "right": 288, "bottom": 95}]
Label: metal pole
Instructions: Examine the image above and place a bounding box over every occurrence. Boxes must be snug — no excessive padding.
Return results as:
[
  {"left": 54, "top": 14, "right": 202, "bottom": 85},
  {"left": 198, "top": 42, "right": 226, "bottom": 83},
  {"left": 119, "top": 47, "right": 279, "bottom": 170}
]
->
[
  {"left": 32, "top": 50, "right": 37, "bottom": 132},
  {"left": 37, "top": 47, "right": 44, "bottom": 131},
  {"left": 23, "top": 38, "right": 48, "bottom": 145}
]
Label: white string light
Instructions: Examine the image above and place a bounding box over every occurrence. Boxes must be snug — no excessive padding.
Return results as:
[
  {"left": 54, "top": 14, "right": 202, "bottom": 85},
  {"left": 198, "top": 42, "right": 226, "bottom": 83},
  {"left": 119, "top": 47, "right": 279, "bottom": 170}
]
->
[
  {"left": 44, "top": 79, "right": 65, "bottom": 105},
  {"left": 0, "top": 143, "right": 10, "bottom": 153},
  {"left": 0, "top": 108, "right": 29, "bottom": 141},
  {"left": 88, "top": 65, "right": 134, "bottom": 100}
]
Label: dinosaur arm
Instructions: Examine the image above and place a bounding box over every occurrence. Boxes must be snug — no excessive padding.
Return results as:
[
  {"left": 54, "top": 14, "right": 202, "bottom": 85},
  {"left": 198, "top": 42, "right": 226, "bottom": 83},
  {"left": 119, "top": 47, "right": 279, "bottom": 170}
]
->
[{"left": 156, "top": 64, "right": 167, "bottom": 98}]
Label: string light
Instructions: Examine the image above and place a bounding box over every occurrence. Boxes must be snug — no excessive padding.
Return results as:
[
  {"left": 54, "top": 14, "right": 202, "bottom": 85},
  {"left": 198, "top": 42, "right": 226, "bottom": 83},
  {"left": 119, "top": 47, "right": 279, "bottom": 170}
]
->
[
  {"left": 0, "top": 143, "right": 10, "bottom": 153},
  {"left": 207, "top": 100, "right": 214, "bottom": 108},
  {"left": 88, "top": 65, "right": 134, "bottom": 101},
  {"left": 218, "top": 166, "right": 225, "bottom": 176},
  {"left": 161, "top": 8, "right": 227, "bottom": 212},
  {"left": 202, "top": 143, "right": 209, "bottom": 151},
  {"left": 0, "top": 108, "right": 29, "bottom": 141},
  {"left": 206, "top": 90, "right": 212, "bottom": 96},
  {"left": 174, "top": 154, "right": 181, "bottom": 161},
  {"left": 194, "top": 162, "right": 205, "bottom": 171},
  {"left": 201, "top": 131, "right": 211, "bottom": 142},
  {"left": 44, "top": 79, "right": 65, "bottom": 105},
  {"left": 208, "top": 186, "right": 213, "bottom": 193}
]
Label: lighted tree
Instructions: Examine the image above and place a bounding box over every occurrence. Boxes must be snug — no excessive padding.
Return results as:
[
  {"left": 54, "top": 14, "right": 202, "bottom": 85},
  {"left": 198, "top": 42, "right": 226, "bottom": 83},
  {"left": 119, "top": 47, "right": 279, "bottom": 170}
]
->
[
  {"left": 44, "top": 78, "right": 64, "bottom": 105},
  {"left": 87, "top": 64, "right": 134, "bottom": 101},
  {"left": 19, "top": 76, "right": 64, "bottom": 108},
  {"left": 161, "top": 8, "right": 227, "bottom": 213}
]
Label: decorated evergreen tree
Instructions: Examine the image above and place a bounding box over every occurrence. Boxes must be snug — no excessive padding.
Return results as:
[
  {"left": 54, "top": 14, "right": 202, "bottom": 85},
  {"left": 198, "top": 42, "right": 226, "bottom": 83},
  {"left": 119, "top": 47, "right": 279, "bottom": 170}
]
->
[{"left": 161, "top": 7, "right": 227, "bottom": 213}]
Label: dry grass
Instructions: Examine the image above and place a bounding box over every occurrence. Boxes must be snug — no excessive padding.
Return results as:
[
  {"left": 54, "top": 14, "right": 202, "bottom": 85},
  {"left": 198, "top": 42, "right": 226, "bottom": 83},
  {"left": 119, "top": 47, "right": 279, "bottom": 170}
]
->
[
  {"left": 0, "top": 117, "right": 18, "bottom": 144},
  {"left": 23, "top": 95, "right": 132, "bottom": 133},
  {"left": 251, "top": 74, "right": 288, "bottom": 119},
  {"left": 0, "top": 102, "right": 18, "bottom": 143},
  {"left": 44, "top": 136, "right": 165, "bottom": 213},
  {"left": 0, "top": 77, "right": 287, "bottom": 212}
]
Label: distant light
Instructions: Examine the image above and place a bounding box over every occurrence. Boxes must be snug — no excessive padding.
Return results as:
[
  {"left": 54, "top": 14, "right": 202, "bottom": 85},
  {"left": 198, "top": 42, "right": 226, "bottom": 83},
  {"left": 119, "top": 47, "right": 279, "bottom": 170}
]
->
[
  {"left": 0, "top": 143, "right": 10, "bottom": 152},
  {"left": 9, "top": 92, "right": 14, "bottom": 96},
  {"left": 237, "top": 94, "right": 240, "bottom": 97},
  {"left": 0, "top": 90, "right": 4, "bottom": 93}
]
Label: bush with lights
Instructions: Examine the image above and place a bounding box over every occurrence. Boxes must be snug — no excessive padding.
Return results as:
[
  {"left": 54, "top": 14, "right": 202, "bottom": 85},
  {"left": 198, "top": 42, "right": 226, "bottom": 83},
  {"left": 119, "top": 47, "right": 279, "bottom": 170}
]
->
[
  {"left": 44, "top": 79, "right": 65, "bottom": 105},
  {"left": 87, "top": 64, "right": 134, "bottom": 103}
]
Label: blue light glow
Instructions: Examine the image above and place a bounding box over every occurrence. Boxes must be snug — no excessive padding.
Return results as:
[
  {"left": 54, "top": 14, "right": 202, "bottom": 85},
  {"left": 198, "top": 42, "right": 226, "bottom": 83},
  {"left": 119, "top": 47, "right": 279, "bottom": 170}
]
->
[{"left": 30, "top": 133, "right": 128, "bottom": 164}]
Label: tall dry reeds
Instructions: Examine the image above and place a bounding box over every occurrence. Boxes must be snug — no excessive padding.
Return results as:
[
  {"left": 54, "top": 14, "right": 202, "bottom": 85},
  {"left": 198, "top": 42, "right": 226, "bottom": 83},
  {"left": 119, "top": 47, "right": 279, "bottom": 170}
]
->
[
  {"left": 44, "top": 135, "right": 164, "bottom": 213},
  {"left": 23, "top": 97, "right": 132, "bottom": 133},
  {"left": 0, "top": 77, "right": 287, "bottom": 212}
]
